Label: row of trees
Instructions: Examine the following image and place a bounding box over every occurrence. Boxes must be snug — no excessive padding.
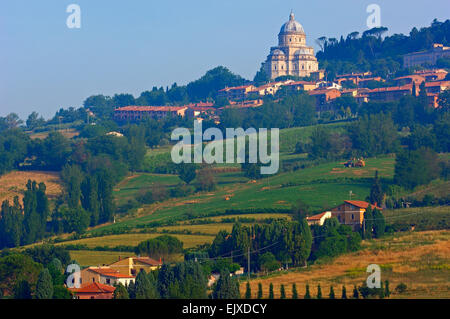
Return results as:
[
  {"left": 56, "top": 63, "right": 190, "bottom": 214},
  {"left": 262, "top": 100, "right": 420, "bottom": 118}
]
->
[{"left": 0, "top": 181, "right": 49, "bottom": 249}]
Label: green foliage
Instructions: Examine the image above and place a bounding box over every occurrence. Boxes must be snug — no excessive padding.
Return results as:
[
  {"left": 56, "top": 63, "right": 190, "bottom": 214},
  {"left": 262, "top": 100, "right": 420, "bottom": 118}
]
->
[
  {"left": 0, "top": 254, "right": 42, "bottom": 296},
  {"left": 369, "top": 171, "right": 383, "bottom": 206},
  {"left": 53, "top": 285, "right": 72, "bottom": 299},
  {"left": 157, "top": 261, "right": 207, "bottom": 299},
  {"left": 395, "top": 282, "right": 407, "bottom": 294},
  {"left": 341, "top": 286, "right": 347, "bottom": 299},
  {"left": 257, "top": 283, "right": 263, "bottom": 299},
  {"left": 35, "top": 268, "right": 54, "bottom": 299},
  {"left": 394, "top": 147, "right": 441, "bottom": 189},
  {"left": 280, "top": 284, "right": 286, "bottom": 299},
  {"left": 316, "top": 284, "right": 322, "bottom": 299},
  {"left": 135, "top": 270, "right": 159, "bottom": 299},
  {"left": 136, "top": 235, "right": 184, "bottom": 261},
  {"left": 304, "top": 284, "right": 311, "bottom": 299},
  {"left": 213, "top": 269, "right": 240, "bottom": 299},
  {"left": 268, "top": 283, "right": 274, "bottom": 299},
  {"left": 177, "top": 163, "right": 197, "bottom": 185},
  {"left": 353, "top": 285, "right": 359, "bottom": 299},
  {"left": 114, "top": 283, "right": 130, "bottom": 299},
  {"left": 14, "top": 280, "right": 32, "bottom": 299},
  {"left": 245, "top": 282, "right": 251, "bottom": 299},
  {"left": 349, "top": 113, "right": 399, "bottom": 157},
  {"left": 292, "top": 283, "right": 298, "bottom": 299},
  {"left": 328, "top": 286, "right": 335, "bottom": 299},
  {"left": 258, "top": 252, "right": 280, "bottom": 273}
]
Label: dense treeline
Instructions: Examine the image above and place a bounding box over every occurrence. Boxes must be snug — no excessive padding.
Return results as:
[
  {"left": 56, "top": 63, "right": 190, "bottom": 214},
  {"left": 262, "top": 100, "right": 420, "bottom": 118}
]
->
[
  {"left": 0, "top": 181, "right": 49, "bottom": 249},
  {"left": 135, "top": 235, "right": 184, "bottom": 261},
  {"left": 317, "top": 20, "right": 450, "bottom": 78}
]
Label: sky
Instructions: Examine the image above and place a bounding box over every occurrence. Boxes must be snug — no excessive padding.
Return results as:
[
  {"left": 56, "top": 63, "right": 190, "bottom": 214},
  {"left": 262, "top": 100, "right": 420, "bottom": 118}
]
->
[{"left": 1, "top": 0, "right": 449, "bottom": 119}]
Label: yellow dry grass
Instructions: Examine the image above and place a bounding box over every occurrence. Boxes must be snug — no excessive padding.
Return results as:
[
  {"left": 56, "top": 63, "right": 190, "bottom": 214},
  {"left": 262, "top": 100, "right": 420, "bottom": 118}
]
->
[
  {"left": 242, "top": 230, "right": 450, "bottom": 299},
  {"left": 0, "top": 170, "right": 63, "bottom": 205},
  {"left": 56, "top": 233, "right": 214, "bottom": 249}
]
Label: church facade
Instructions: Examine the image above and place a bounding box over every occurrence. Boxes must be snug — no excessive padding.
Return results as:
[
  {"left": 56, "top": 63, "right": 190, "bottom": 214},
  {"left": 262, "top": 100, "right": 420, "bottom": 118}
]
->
[{"left": 263, "top": 12, "right": 319, "bottom": 79}]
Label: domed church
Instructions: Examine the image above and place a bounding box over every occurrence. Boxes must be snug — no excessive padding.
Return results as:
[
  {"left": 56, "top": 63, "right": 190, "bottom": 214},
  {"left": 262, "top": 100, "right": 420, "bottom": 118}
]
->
[{"left": 263, "top": 12, "right": 319, "bottom": 79}]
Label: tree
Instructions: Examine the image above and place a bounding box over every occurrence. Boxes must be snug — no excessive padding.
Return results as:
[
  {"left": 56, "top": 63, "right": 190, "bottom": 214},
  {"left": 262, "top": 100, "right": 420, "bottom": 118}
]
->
[
  {"left": 178, "top": 163, "right": 197, "bottom": 185},
  {"left": 258, "top": 252, "right": 280, "bottom": 273},
  {"left": 372, "top": 208, "right": 386, "bottom": 238},
  {"left": 14, "top": 280, "right": 31, "bottom": 299},
  {"left": 135, "top": 270, "right": 158, "bottom": 299},
  {"left": 304, "top": 284, "right": 311, "bottom": 299},
  {"left": 196, "top": 167, "right": 217, "bottom": 192},
  {"left": 257, "top": 283, "right": 263, "bottom": 299},
  {"left": 268, "top": 283, "right": 274, "bottom": 299},
  {"left": 245, "top": 282, "right": 251, "bottom": 299},
  {"left": 317, "top": 284, "right": 322, "bottom": 299},
  {"left": 352, "top": 285, "right": 359, "bottom": 299},
  {"left": 53, "top": 285, "right": 72, "bottom": 299},
  {"left": 292, "top": 283, "right": 298, "bottom": 299},
  {"left": 26, "top": 112, "right": 45, "bottom": 130},
  {"left": 369, "top": 171, "right": 383, "bottom": 206},
  {"left": 384, "top": 280, "right": 390, "bottom": 298},
  {"left": 341, "top": 286, "right": 347, "bottom": 299},
  {"left": 280, "top": 284, "right": 286, "bottom": 299},
  {"left": 213, "top": 269, "right": 240, "bottom": 299},
  {"left": 35, "top": 268, "right": 54, "bottom": 299},
  {"left": 114, "top": 283, "right": 130, "bottom": 299},
  {"left": 329, "top": 286, "right": 335, "bottom": 299}
]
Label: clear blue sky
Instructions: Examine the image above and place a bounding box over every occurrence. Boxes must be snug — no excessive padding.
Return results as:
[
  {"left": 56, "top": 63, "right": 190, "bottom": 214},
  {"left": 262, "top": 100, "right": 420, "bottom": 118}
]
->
[{"left": 1, "top": 0, "right": 449, "bottom": 119}]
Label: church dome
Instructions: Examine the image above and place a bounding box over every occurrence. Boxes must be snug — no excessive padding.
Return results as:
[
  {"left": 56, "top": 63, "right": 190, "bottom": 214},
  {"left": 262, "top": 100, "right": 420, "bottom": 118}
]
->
[
  {"left": 294, "top": 48, "right": 309, "bottom": 56},
  {"left": 272, "top": 49, "right": 285, "bottom": 56},
  {"left": 279, "top": 12, "right": 305, "bottom": 34}
]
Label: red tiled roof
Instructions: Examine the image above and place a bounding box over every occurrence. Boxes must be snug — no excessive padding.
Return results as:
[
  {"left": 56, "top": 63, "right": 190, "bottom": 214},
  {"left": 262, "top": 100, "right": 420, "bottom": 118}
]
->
[
  {"left": 308, "top": 88, "right": 341, "bottom": 95},
  {"left": 306, "top": 212, "right": 329, "bottom": 221},
  {"left": 368, "top": 84, "right": 412, "bottom": 93},
  {"left": 115, "top": 106, "right": 187, "bottom": 112},
  {"left": 219, "top": 85, "right": 254, "bottom": 92},
  {"left": 425, "top": 81, "right": 450, "bottom": 87},
  {"left": 71, "top": 282, "right": 116, "bottom": 293},
  {"left": 88, "top": 267, "right": 135, "bottom": 278},
  {"left": 134, "top": 257, "right": 162, "bottom": 266},
  {"left": 344, "top": 200, "right": 381, "bottom": 210}
]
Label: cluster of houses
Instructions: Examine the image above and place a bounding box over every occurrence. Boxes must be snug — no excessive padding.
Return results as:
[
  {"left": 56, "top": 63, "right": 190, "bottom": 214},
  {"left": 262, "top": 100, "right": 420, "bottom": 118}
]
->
[{"left": 113, "top": 66, "right": 448, "bottom": 123}]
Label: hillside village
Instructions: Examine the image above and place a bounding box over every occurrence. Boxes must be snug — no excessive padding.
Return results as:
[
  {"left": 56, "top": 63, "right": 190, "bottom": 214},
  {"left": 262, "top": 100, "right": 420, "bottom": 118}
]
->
[{"left": 0, "top": 13, "right": 449, "bottom": 301}]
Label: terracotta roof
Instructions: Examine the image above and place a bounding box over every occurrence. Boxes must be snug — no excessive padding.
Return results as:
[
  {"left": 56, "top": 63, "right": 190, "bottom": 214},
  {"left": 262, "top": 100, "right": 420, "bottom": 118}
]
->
[
  {"left": 87, "top": 267, "right": 135, "bottom": 278},
  {"left": 308, "top": 88, "right": 340, "bottom": 95},
  {"left": 115, "top": 106, "right": 187, "bottom": 112},
  {"left": 134, "top": 257, "right": 162, "bottom": 266},
  {"left": 219, "top": 85, "right": 254, "bottom": 92},
  {"left": 368, "top": 84, "right": 412, "bottom": 93},
  {"left": 307, "top": 211, "right": 329, "bottom": 221},
  {"left": 344, "top": 200, "right": 381, "bottom": 210},
  {"left": 71, "top": 282, "right": 116, "bottom": 293},
  {"left": 425, "top": 81, "right": 450, "bottom": 87}
]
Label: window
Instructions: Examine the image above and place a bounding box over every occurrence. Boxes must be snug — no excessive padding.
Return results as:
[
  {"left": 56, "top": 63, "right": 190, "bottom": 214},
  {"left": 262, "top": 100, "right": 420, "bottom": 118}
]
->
[{"left": 352, "top": 214, "right": 354, "bottom": 220}]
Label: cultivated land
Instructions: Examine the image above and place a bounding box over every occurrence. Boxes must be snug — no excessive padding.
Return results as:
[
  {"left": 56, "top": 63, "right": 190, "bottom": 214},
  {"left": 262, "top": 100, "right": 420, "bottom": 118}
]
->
[
  {"left": 241, "top": 230, "right": 450, "bottom": 299},
  {"left": 0, "top": 170, "right": 62, "bottom": 205}
]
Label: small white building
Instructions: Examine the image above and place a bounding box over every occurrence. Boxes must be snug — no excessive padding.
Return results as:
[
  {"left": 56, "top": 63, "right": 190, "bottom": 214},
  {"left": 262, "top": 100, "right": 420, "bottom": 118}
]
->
[{"left": 306, "top": 211, "right": 332, "bottom": 226}]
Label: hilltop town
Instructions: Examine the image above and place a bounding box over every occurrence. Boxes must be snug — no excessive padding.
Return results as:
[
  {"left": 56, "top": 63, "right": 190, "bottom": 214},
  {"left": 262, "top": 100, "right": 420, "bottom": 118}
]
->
[{"left": 0, "top": 13, "right": 449, "bottom": 300}]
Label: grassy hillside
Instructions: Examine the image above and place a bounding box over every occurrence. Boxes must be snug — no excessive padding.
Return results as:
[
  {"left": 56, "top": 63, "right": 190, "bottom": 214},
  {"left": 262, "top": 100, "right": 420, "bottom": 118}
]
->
[{"left": 242, "top": 230, "right": 450, "bottom": 299}]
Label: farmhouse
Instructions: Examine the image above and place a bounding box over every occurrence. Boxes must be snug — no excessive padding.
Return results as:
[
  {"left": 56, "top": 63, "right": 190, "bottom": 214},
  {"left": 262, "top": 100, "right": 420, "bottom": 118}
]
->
[
  {"left": 306, "top": 211, "right": 332, "bottom": 226},
  {"left": 80, "top": 266, "right": 135, "bottom": 287},
  {"left": 109, "top": 257, "right": 162, "bottom": 276},
  {"left": 114, "top": 105, "right": 187, "bottom": 121},
  {"left": 331, "top": 200, "right": 382, "bottom": 231},
  {"left": 70, "top": 282, "right": 116, "bottom": 300}
]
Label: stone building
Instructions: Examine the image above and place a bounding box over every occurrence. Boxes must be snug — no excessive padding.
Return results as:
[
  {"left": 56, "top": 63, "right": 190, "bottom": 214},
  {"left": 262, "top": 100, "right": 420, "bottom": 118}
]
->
[{"left": 263, "top": 12, "right": 319, "bottom": 80}]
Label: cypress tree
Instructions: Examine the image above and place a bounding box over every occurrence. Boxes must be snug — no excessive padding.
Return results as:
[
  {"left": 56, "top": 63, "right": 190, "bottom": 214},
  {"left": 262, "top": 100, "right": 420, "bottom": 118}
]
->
[
  {"left": 363, "top": 206, "right": 374, "bottom": 239},
  {"left": 341, "top": 286, "right": 347, "bottom": 299},
  {"left": 384, "top": 280, "right": 390, "bottom": 298},
  {"left": 257, "top": 283, "right": 263, "bottom": 299},
  {"left": 317, "top": 284, "right": 322, "bottom": 299},
  {"left": 213, "top": 269, "right": 240, "bottom": 299},
  {"left": 127, "top": 281, "right": 136, "bottom": 299},
  {"left": 14, "top": 280, "right": 31, "bottom": 299},
  {"left": 114, "top": 283, "right": 130, "bottom": 299},
  {"left": 35, "top": 268, "right": 54, "bottom": 299},
  {"left": 353, "top": 285, "right": 359, "bottom": 299},
  {"left": 280, "top": 284, "right": 286, "bottom": 299},
  {"left": 292, "top": 283, "right": 298, "bottom": 299},
  {"left": 135, "top": 270, "right": 158, "bottom": 299},
  {"left": 372, "top": 209, "right": 386, "bottom": 238},
  {"left": 268, "top": 283, "right": 274, "bottom": 299},
  {"left": 245, "top": 282, "right": 251, "bottom": 299},
  {"left": 304, "top": 284, "right": 311, "bottom": 299},
  {"left": 329, "top": 286, "right": 335, "bottom": 299},
  {"left": 369, "top": 171, "right": 383, "bottom": 206}
]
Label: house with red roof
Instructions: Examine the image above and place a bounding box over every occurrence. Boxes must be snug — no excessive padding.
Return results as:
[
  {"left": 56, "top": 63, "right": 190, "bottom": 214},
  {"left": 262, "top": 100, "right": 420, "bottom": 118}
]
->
[
  {"left": 70, "top": 282, "right": 116, "bottom": 300},
  {"left": 80, "top": 266, "right": 135, "bottom": 287},
  {"left": 331, "top": 200, "right": 382, "bottom": 231},
  {"left": 306, "top": 211, "right": 332, "bottom": 226},
  {"left": 109, "top": 257, "right": 162, "bottom": 277}
]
